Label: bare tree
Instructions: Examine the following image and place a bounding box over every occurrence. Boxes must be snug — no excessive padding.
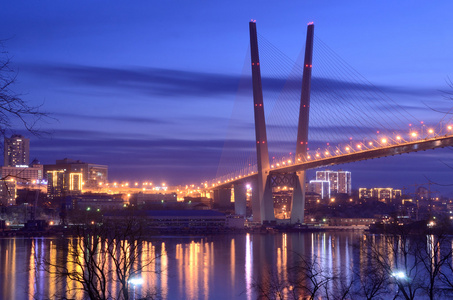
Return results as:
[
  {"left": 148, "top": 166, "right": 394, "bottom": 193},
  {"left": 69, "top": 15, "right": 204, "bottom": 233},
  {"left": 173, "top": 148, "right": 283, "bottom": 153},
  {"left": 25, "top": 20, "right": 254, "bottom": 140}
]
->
[
  {"left": 289, "top": 254, "right": 335, "bottom": 300},
  {"left": 351, "top": 262, "right": 390, "bottom": 300},
  {"left": 38, "top": 217, "right": 161, "bottom": 300},
  {"left": 251, "top": 254, "right": 348, "bottom": 300},
  {"left": 0, "top": 44, "right": 47, "bottom": 136},
  {"left": 362, "top": 222, "right": 453, "bottom": 300}
]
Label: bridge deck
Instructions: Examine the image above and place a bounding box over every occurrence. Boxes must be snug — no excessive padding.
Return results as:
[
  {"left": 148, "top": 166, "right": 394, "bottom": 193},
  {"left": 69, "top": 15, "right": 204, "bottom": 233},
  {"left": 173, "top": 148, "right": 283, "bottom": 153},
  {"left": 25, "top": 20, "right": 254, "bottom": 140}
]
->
[{"left": 211, "top": 134, "right": 453, "bottom": 189}]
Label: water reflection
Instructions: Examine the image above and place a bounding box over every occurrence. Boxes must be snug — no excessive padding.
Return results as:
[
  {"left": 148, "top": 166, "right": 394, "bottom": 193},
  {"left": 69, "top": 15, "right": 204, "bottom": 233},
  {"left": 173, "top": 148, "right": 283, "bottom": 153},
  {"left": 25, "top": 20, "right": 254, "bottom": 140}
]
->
[
  {"left": 245, "top": 233, "right": 252, "bottom": 300},
  {"left": 4, "top": 231, "right": 448, "bottom": 299}
]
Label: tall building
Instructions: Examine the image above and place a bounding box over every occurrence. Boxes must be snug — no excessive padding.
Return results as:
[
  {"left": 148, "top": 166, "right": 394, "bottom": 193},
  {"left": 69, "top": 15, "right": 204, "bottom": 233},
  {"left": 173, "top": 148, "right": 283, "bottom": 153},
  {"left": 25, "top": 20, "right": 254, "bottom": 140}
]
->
[
  {"left": 4, "top": 135, "right": 30, "bottom": 167},
  {"left": 44, "top": 158, "right": 108, "bottom": 197},
  {"left": 309, "top": 180, "right": 331, "bottom": 198},
  {"left": 316, "top": 170, "right": 351, "bottom": 195},
  {"left": 359, "top": 188, "right": 402, "bottom": 201}
]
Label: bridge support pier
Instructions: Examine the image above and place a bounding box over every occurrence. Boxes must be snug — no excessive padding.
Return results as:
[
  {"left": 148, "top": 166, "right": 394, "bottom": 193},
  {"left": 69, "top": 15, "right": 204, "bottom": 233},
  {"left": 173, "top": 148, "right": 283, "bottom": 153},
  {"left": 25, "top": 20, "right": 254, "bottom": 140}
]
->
[
  {"left": 291, "top": 171, "right": 306, "bottom": 223},
  {"left": 262, "top": 175, "right": 275, "bottom": 222},
  {"left": 213, "top": 188, "right": 231, "bottom": 208},
  {"left": 234, "top": 183, "right": 247, "bottom": 216}
]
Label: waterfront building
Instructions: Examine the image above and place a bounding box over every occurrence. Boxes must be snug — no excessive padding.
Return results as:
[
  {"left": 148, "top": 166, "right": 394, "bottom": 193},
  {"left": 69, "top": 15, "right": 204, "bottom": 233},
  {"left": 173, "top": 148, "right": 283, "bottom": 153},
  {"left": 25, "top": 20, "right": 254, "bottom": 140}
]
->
[
  {"left": 328, "top": 217, "right": 377, "bottom": 226},
  {"left": 316, "top": 170, "right": 351, "bottom": 195},
  {"left": 359, "top": 187, "right": 402, "bottom": 201},
  {"left": 0, "top": 180, "right": 16, "bottom": 205},
  {"left": 0, "top": 162, "right": 43, "bottom": 184},
  {"left": 44, "top": 158, "right": 108, "bottom": 197},
  {"left": 72, "top": 193, "right": 126, "bottom": 211},
  {"left": 4, "top": 135, "right": 29, "bottom": 167},
  {"left": 104, "top": 210, "right": 226, "bottom": 229},
  {"left": 132, "top": 192, "right": 178, "bottom": 205}
]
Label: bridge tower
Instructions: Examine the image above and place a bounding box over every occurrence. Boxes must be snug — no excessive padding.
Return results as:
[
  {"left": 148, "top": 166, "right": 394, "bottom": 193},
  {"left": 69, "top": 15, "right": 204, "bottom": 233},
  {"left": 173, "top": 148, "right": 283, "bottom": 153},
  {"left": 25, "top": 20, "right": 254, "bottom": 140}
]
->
[
  {"left": 249, "top": 21, "right": 274, "bottom": 222},
  {"left": 292, "top": 23, "right": 314, "bottom": 223}
]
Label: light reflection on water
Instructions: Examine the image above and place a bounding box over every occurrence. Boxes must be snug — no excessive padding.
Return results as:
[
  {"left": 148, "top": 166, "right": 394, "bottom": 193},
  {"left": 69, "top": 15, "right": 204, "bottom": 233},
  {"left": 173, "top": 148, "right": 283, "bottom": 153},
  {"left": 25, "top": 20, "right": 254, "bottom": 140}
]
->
[{"left": 0, "top": 231, "right": 408, "bottom": 299}]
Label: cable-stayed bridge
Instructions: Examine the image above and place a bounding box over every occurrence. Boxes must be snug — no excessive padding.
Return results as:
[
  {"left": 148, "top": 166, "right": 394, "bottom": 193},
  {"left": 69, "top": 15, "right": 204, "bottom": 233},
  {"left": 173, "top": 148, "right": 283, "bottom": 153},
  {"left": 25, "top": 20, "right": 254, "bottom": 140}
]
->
[{"left": 204, "top": 21, "right": 453, "bottom": 224}]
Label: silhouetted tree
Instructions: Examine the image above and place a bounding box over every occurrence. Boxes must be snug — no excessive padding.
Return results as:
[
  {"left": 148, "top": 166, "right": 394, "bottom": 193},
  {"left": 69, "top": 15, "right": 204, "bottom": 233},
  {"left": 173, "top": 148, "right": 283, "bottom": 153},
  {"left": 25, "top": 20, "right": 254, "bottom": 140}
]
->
[
  {"left": 0, "top": 43, "right": 47, "bottom": 137},
  {"left": 252, "top": 254, "right": 353, "bottom": 300},
  {"left": 39, "top": 217, "right": 161, "bottom": 300},
  {"left": 363, "top": 223, "right": 453, "bottom": 300}
]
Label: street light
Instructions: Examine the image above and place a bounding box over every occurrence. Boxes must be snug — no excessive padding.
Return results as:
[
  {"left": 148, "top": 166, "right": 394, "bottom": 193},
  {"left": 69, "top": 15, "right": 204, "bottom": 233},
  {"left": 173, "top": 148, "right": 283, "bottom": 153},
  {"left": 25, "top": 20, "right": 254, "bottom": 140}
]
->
[
  {"left": 128, "top": 277, "right": 144, "bottom": 300},
  {"left": 391, "top": 271, "right": 407, "bottom": 280}
]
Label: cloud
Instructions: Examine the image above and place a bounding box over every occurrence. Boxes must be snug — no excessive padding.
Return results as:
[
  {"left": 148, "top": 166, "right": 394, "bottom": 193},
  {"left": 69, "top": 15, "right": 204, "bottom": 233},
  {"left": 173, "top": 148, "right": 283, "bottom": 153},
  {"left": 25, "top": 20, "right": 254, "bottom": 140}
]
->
[
  {"left": 23, "top": 63, "right": 439, "bottom": 100},
  {"left": 53, "top": 112, "right": 171, "bottom": 125}
]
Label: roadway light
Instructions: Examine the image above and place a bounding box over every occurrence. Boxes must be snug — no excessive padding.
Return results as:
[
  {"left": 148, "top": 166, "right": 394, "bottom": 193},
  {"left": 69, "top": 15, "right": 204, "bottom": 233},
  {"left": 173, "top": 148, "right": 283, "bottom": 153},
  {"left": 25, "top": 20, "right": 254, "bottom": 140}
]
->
[
  {"left": 356, "top": 144, "right": 361, "bottom": 149},
  {"left": 129, "top": 277, "right": 143, "bottom": 285},
  {"left": 315, "top": 153, "right": 320, "bottom": 157},
  {"left": 448, "top": 125, "right": 452, "bottom": 130},
  {"left": 428, "top": 129, "right": 434, "bottom": 134},
  {"left": 396, "top": 136, "right": 401, "bottom": 141},
  {"left": 391, "top": 271, "right": 407, "bottom": 280},
  {"left": 368, "top": 142, "right": 373, "bottom": 146},
  {"left": 345, "top": 147, "right": 350, "bottom": 151},
  {"left": 381, "top": 138, "right": 387, "bottom": 144},
  {"left": 325, "top": 151, "right": 329, "bottom": 155},
  {"left": 411, "top": 132, "right": 417, "bottom": 138}
]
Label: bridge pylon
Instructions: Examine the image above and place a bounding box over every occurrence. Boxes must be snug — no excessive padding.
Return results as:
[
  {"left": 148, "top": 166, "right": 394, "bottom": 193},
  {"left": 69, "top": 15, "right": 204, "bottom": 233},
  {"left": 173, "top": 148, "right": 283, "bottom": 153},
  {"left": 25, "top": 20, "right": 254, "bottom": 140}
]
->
[
  {"left": 249, "top": 21, "right": 274, "bottom": 223},
  {"left": 291, "top": 23, "right": 314, "bottom": 223}
]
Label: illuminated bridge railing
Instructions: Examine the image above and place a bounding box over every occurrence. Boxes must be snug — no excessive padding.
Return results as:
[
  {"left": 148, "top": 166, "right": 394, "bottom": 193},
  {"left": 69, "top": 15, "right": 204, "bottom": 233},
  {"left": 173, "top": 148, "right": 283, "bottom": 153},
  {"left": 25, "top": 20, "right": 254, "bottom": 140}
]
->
[{"left": 206, "top": 124, "right": 453, "bottom": 189}]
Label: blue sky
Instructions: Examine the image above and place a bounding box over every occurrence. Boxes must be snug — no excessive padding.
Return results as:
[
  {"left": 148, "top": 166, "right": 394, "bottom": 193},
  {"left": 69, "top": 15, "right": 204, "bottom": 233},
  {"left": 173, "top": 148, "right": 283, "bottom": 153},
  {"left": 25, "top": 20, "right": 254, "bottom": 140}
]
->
[{"left": 1, "top": 1, "right": 453, "bottom": 193}]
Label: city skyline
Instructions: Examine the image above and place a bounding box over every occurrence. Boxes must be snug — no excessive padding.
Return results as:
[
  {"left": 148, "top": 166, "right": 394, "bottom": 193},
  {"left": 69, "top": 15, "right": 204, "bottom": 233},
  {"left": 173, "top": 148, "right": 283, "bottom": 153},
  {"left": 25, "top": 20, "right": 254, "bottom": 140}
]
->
[{"left": 1, "top": 1, "right": 453, "bottom": 193}]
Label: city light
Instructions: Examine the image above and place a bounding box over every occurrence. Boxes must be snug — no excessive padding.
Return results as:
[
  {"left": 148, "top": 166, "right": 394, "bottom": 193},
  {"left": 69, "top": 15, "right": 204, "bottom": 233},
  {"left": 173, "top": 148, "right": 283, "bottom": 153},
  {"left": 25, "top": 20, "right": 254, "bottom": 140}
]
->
[
  {"left": 391, "top": 271, "right": 407, "bottom": 280},
  {"left": 129, "top": 277, "right": 144, "bottom": 285}
]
